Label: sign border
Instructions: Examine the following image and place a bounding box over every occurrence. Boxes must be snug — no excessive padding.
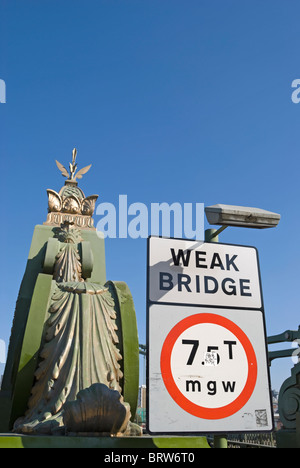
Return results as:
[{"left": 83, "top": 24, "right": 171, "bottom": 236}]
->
[{"left": 160, "top": 312, "right": 258, "bottom": 420}]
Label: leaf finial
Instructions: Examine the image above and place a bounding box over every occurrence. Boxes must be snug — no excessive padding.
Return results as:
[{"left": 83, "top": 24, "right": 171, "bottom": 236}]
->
[{"left": 55, "top": 148, "right": 91, "bottom": 182}]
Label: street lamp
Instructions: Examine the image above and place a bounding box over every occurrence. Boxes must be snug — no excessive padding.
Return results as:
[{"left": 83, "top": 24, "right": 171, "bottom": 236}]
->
[
  {"left": 204, "top": 204, "right": 280, "bottom": 448},
  {"left": 205, "top": 204, "right": 280, "bottom": 241}
]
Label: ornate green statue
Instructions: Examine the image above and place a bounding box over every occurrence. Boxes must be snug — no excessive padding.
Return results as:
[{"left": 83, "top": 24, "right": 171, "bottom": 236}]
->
[{"left": 0, "top": 150, "right": 140, "bottom": 436}]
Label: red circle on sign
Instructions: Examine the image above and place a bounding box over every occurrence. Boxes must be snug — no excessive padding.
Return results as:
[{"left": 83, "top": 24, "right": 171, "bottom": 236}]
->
[{"left": 160, "top": 313, "right": 257, "bottom": 420}]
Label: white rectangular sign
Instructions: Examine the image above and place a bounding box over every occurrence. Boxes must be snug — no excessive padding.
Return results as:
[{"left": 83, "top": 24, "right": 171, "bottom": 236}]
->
[
  {"left": 147, "top": 236, "right": 273, "bottom": 434},
  {"left": 147, "top": 304, "right": 273, "bottom": 434},
  {"left": 148, "top": 236, "right": 263, "bottom": 310}
]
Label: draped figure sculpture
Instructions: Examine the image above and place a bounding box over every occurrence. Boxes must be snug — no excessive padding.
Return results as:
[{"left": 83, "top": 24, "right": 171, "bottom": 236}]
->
[{"left": 10, "top": 150, "right": 140, "bottom": 436}]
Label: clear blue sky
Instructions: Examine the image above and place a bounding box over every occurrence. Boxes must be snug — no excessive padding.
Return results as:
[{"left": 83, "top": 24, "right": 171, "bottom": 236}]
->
[{"left": 0, "top": 0, "right": 299, "bottom": 394}]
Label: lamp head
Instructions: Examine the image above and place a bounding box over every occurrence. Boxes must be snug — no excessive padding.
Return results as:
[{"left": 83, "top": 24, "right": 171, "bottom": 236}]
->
[{"left": 205, "top": 204, "right": 280, "bottom": 229}]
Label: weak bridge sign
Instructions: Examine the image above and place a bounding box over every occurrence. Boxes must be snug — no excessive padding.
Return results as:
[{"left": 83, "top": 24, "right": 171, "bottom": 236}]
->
[{"left": 147, "top": 236, "right": 273, "bottom": 435}]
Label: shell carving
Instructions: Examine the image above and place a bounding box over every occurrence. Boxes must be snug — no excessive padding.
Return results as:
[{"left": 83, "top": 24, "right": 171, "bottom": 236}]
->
[
  {"left": 47, "top": 189, "right": 98, "bottom": 217},
  {"left": 63, "top": 383, "right": 131, "bottom": 434},
  {"left": 47, "top": 189, "right": 62, "bottom": 212}
]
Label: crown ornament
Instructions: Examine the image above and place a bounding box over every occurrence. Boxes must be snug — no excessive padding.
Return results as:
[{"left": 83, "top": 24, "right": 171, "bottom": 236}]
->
[{"left": 44, "top": 148, "right": 98, "bottom": 230}]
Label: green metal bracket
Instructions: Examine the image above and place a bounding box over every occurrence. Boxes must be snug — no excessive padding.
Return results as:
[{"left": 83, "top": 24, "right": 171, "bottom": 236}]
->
[
  {"left": 268, "top": 327, "right": 300, "bottom": 447},
  {"left": 105, "top": 281, "right": 140, "bottom": 422},
  {"left": 268, "top": 327, "right": 300, "bottom": 364}
]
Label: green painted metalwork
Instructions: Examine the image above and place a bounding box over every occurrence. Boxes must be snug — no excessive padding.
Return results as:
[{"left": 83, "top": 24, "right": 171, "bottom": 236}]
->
[
  {"left": 268, "top": 326, "right": 300, "bottom": 448},
  {"left": 43, "top": 237, "right": 61, "bottom": 274},
  {"left": 106, "top": 281, "right": 140, "bottom": 421},
  {"left": 80, "top": 241, "right": 94, "bottom": 279},
  {"left": 0, "top": 224, "right": 139, "bottom": 435},
  {"left": 268, "top": 327, "right": 300, "bottom": 363},
  {"left": 0, "top": 435, "right": 210, "bottom": 449},
  {"left": 9, "top": 274, "right": 55, "bottom": 427},
  {"left": 0, "top": 225, "right": 56, "bottom": 432},
  {"left": 80, "top": 229, "right": 106, "bottom": 284}
]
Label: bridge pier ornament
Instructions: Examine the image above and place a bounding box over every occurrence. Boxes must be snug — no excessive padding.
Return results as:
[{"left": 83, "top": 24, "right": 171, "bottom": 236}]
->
[{"left": 11, "top": 149, "right": 141, "bottom": 436}]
